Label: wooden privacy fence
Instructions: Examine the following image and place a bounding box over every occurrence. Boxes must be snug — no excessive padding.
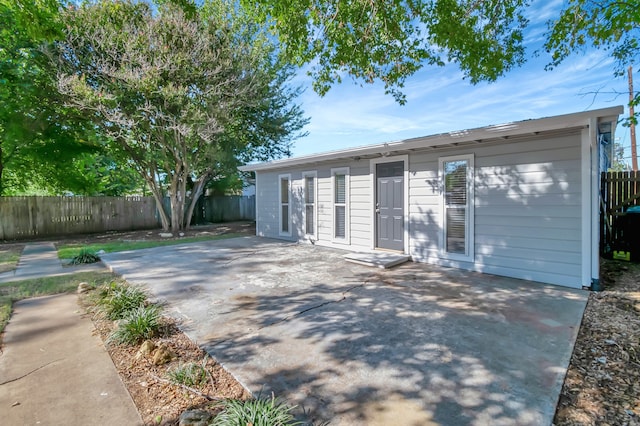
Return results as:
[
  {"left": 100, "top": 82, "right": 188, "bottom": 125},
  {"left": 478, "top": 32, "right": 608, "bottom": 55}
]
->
[
  {"left": 600, "top": 171, "right": 640, "bottom": 252},
  {"left": 170, "top": 195, "right": 256, "bottom": 225},
  {"left": 0, "top": 196, "right": 159, "bottom": 240},
  {"left": 0, "top": 195, "right": 256, "bottom": 240}
]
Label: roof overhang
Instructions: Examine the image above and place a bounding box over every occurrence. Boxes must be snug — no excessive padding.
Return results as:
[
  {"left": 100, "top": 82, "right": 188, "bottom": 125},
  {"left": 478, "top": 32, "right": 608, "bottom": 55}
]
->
[{"left": 239, "top": 106, "right": 624, "bottom": 172}]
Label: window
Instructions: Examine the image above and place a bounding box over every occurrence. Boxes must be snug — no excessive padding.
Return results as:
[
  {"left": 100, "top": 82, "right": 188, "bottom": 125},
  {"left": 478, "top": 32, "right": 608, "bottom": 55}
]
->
[
  {"left": 332, "top": 168, "right": 349, "bottom": 241},
  {"left": 440, "top": 155, "right": 474, "bottom": 261},
  {"left": 279, "top": 174, "right": 291, "bottom": 235},
  {"left": 302, "top": 172, "right": 317, "bottom": 237}
]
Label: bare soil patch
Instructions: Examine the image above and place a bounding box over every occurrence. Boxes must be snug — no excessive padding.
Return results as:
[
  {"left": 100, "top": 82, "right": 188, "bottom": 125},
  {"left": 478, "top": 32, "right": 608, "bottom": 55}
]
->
[{"left": 554, "top": 259, "right": 640, "bottom": 425}]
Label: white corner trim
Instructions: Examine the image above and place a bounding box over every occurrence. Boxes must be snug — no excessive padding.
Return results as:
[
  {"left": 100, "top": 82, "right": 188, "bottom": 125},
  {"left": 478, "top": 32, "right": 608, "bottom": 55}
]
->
[{"left": 580, "top": 124, "right": 593, "bottom": 287}]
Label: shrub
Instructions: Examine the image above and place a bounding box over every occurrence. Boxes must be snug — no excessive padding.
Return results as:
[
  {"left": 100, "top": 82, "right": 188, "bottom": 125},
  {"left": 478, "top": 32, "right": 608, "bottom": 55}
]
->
[
  {"left": 167, "top": 360, "right": 208, "bottom": 387},
  {"left": 108, "top": 304, "right": 161, "bottom": 345},
  {"left": 212, "top": 393, "right": 302, "bottom": 426},
  {"left": 70, "top": 248, "right": 101, "bottom": 265},
  {"left": 99, "top": 283, "right": 148, "bottom": 320}
]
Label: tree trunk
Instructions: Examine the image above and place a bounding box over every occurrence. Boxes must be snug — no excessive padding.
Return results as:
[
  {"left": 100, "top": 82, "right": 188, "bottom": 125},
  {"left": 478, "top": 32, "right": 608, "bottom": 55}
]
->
[
  {"left": 0, "top": 144, "right": 4, "bottom": 196},
  {"left": 184, "top": 172, "right": 210, "bottom": 231},
  {"left": 146, "top": 176, "right": 170, "bottom": 231}
]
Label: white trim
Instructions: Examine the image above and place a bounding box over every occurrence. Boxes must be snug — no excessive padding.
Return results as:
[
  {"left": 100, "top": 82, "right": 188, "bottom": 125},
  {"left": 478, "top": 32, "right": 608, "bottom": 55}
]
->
[
  {"left": 591, "top": 119, "right": 601, "bottom": 285},
  {"left": 331, "top": 167, "right": 350, "bottom": 244},
  {"left": 439, "top": 154, "right": 475, "bottom": 263},
  {"left": 254, "top": 172, "right": 260, "bottom": 236},
  {"left": 278, "top": 173, "right": 292, "bottom": 237},
  {"left": 302, "top": 170, "right": 318, "bottom": 240},
  {"left": 240, "top": 107, "right": 623, "bottom": 172},
  {"left": 580, "top": 126, "right": 592, "bottom": 287},
  {"left": 369, "top": 155, "right": 409, "bottom": 253}
]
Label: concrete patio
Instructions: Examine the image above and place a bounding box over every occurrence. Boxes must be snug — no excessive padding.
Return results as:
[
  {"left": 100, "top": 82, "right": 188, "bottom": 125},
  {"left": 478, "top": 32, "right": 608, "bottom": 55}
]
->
[{"left": 101, "top": 236, "right": 587, "bottom": 425}]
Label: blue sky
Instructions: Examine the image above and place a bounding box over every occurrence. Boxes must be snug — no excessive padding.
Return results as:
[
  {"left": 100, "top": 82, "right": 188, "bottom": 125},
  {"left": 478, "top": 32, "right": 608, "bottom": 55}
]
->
[{"left": 288, "top": 0, "right": 632, "bottom": 164}]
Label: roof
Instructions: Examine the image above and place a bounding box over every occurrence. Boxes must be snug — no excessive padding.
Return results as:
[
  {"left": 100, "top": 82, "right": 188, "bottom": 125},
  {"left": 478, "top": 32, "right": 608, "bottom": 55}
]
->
[{"left": 239, "top": 106, "right": 624, "bottom": 172}]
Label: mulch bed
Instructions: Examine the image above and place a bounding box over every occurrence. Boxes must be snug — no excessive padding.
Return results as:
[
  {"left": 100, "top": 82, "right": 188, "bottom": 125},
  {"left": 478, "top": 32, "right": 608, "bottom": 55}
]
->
[{"left": 553, "top": 259, "right": 640, "bottom": 425}]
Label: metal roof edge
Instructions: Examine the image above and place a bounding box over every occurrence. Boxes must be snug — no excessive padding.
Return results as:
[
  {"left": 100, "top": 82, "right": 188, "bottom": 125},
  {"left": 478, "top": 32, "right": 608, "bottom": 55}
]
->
[{"left": 239, "top": 106, "right": 625, "bottom": 172}]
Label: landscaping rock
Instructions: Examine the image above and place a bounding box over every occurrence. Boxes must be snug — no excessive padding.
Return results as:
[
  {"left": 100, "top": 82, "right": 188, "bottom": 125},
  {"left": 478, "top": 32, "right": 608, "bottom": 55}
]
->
[
  {"left": 178, "top": 409, "right": 214, "bottom": 426},
  {"left": 77, "top": 282, "right": 92, "bottom": 294},
  {"left": 159, "top": 233, "right": 173, "bottom": 238},
  {"left": 136, "top": 340, "right": 157, "bottom": 359},
  {"left": 152, "top": 344, "right": 176, "bottom": 365}
]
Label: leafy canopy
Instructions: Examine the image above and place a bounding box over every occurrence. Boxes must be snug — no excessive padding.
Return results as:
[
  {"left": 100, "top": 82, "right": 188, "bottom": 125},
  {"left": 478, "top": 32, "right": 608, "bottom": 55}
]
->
[
  {"left": 53, "top": 0, "right": 307, "bottom": 229},
  {"left": 242, "top": 0, "right": 528, "bottom": 104}
]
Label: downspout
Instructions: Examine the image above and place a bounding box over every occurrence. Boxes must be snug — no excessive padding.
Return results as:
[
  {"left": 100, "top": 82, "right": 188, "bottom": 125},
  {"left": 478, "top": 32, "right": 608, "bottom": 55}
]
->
[{"left": 590, "top": 117, "right": 601, "bottom": 291}]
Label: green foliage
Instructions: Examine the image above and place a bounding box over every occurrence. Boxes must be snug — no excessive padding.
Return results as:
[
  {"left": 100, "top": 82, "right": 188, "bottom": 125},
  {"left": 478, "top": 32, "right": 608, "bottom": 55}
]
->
[
  {"left": 0, "top": 246, "right": 22, "bottom": 273},
  {"left": 0, "top": 0, "right": 103, "bottom": 196},
  {"left": 97, "top": 282, "right": 148, "bottom": 320},
  {"left": 167, "top": 360, "right": 208, "bottom": 387},
  {"left": 212, "top": 394, "right": 302, "bottom": 426},
  {"left": 241, "top": 0, "right": 528, "bottom": 104},
  {"left": 545, "top": 0, "right": 639, "bottom": 75},
  {"left": 108, "top": 304, "right": 162, "bottom": 345},
  {"left": 69, "top": 248, "right": 101, "bottom": 265},
  {"left": 53, "top": 0, "right": 307, "bottom": 230}
]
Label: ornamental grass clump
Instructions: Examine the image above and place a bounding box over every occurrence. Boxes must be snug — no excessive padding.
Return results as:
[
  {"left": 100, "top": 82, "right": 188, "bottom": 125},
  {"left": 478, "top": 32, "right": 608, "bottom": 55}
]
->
[
  {"left": 167, "top": 360, "right": 208, "bottom": 388},
  {"left": 108, "top": 304, "right": 161, "bottom": 345},
  {"left": 212, "top": 393, "right": 302, "bottom": 426},
  {"left": 98, "top": 282, "right": 148, "bottom": 320},
  {"left": 70, "top": 248, "right": 101, "bottom": 265}
]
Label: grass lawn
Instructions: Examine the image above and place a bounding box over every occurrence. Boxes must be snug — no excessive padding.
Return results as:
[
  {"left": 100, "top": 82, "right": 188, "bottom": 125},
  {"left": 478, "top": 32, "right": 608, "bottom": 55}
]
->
[
  {"left": 0, "top": 246, "right": 24, "bottom": 274},
  {"left": 0, "top": 271, "right": 116, "bottom": 340},
  {"left": 57, "top": 233, "right": 244, "bottom": 259}
]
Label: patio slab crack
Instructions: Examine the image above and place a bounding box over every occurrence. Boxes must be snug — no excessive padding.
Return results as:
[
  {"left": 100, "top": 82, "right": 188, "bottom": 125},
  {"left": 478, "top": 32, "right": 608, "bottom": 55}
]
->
[{"left": 208, "top": 282, "right": 366, "bottom": 348}]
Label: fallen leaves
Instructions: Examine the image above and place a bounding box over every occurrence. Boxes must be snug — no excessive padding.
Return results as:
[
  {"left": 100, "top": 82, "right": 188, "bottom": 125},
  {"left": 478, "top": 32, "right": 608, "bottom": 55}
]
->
[{"left": 554, "top": 260, "right": 640, "bottom": 426}]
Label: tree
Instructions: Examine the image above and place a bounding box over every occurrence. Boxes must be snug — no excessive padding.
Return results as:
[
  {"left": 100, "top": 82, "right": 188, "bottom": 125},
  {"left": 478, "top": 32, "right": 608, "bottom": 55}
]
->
[
  {"left": 53, "top": 0, "right": 307, "bottom": 230},
  {"left": 241, "top": 0, "right": 528, "bottom": 104},
  {"left": 0, "top": 0, "right": 103, "bottom": 195}
]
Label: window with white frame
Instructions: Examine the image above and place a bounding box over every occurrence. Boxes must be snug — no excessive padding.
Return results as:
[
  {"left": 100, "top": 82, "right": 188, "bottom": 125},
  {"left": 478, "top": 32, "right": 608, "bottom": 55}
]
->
[
  {"left": 279, "top": 174, "right": 291, "bottom": 235},
  {"left": 440, "top": 155, "right": 474, "bottom": 261},
  {"left": 332, "top": 168, "right": 349, "bottom": 241},
  {"left": 302, "top": 172, "right": 317, "bottom": 237}
]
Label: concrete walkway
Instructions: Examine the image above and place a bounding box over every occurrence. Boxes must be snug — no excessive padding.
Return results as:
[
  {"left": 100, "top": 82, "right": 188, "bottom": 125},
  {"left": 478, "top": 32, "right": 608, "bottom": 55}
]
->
[
  {"left": 0, "top": 242, "right": 105, "bottom": 283},
  {"left": 0, "top": 244, "right": 140, "bottom": 425},
  {"left": 0, "top": 294, "right": 142, "bottom": 425}
]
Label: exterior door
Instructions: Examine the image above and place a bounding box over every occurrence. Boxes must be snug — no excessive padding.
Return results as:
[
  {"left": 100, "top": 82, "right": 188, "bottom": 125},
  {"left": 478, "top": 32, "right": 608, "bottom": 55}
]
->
[{"left": 376, "top": 161, "right": 404, "bottom": 251}]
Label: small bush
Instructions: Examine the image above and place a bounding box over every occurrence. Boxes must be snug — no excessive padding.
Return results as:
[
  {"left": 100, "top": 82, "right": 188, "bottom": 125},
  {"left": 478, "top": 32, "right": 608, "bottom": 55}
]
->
[
  {"left": 167, "top": 360, "right": 208, "bottom": 387},
  {"left": 70, "top": 248, "right": 101, "bottom": 265},
  {"left": 99, "top": 282, "right": 148, "bottom": 320},
  {"left": 212, "top": 393, "right": 302, "bottom": 426},
  {"left": 108, "top": 304, "right": 161, "bottom": 345}
]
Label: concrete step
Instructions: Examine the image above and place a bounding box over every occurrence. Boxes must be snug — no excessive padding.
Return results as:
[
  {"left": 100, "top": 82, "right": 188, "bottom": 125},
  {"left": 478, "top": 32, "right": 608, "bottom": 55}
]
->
[{"left": 344, "top": 252, "right": 411, "bottom": 269}]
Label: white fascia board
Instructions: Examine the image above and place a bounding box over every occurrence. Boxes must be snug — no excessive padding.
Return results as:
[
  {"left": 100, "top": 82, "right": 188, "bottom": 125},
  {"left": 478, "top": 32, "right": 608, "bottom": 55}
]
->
[{"left": 239, "top": 106, "right": 624, "bottom": 172}]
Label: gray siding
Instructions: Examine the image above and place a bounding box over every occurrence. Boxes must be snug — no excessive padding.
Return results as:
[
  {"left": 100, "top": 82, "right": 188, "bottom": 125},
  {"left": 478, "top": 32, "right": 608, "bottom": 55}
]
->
[
  {"left": 255, "top": 131, "right": 583, "bottom": 288},
  {"left": 256, "top": 160, "right": 372, "bottom": 251},
  {"left": 409, "top": 133, "right": 583, "bottom": 287}
]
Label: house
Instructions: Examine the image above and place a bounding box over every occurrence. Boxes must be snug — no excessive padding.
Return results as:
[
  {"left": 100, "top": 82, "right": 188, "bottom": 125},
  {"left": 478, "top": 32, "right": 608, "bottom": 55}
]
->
[{"left": 239, "top": 107, "right": 623, "bottom": 290}]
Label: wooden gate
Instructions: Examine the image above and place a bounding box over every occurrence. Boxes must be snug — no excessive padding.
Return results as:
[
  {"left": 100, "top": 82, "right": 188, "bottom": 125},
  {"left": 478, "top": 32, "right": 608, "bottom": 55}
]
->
[{"left": 600, "top": 171, "right": 640, "bottom": 252}]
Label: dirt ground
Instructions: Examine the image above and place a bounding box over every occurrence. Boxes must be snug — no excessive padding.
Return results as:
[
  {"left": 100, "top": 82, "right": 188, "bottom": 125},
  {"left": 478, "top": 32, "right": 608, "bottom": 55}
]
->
[
  {"left": 83, "top": 299, "right": 251, "bottom": 426},
  {"left": 553, "top": 259, "right": 640, "bottom": 426}
]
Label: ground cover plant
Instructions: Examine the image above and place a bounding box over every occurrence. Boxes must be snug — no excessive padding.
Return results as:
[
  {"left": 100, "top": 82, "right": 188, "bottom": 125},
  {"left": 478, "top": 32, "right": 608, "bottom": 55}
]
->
[
  {"left": 69, "top": 247, "right": 101, "bottom": 265},
  {"left": 0, "top": 245, "right": 23, "bottom": 273}
]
